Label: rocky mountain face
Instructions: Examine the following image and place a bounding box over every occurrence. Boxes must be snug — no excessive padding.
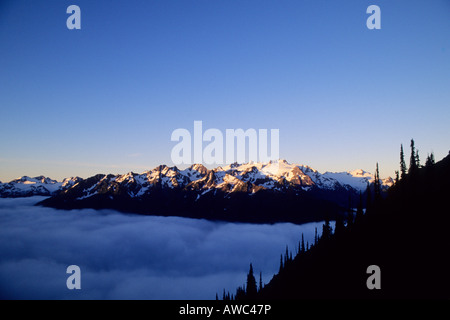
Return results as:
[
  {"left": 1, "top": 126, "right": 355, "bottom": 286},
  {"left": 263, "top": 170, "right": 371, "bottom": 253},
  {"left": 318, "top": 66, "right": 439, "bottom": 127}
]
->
[
  {"left": 0, "top": 176, "right": 82, "bottom": 198},
  {"left": 1, "top": 160, "right": 393, "bottom": 223}
]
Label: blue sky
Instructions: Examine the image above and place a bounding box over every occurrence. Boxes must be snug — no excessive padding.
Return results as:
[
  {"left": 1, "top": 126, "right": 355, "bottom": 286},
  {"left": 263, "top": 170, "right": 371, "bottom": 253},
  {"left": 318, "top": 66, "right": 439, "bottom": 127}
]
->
[{"left": 1, "top": 0, "right": 449, "bottom": 181}]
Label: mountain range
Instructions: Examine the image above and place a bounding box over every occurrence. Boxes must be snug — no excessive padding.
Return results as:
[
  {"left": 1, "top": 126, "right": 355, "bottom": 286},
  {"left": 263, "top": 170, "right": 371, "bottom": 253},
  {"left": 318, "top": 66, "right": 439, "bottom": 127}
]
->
[{"left": 1, "top": 160, "right": 393, "bottom": 223}]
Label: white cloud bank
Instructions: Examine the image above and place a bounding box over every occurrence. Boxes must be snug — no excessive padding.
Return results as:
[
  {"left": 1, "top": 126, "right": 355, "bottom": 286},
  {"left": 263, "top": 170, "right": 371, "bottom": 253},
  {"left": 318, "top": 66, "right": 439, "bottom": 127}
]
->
[{"left": 0, "top": 197, "right": 326, "bottom": 299}]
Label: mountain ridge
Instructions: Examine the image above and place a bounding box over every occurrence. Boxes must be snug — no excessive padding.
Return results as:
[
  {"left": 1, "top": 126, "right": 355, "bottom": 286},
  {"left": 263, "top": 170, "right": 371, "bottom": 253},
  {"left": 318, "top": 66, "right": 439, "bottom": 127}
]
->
[
  {"left": 1, "top": 160, "right": 393, "bottom": 224},
  {"left": 0, "top": 160, "right": 393, "bottom": 223},
  {"left": 0, "top": 160, "right": 392, "bottom": 198}
]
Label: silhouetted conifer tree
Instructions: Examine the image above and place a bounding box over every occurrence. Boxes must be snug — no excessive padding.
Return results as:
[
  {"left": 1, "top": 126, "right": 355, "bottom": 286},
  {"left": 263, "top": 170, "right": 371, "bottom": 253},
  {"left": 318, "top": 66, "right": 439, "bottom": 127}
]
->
[
  {"left": 334, "top": 215, "right": 345, "bottom": 235},
  {"left": 345, "top": 193, "right": 354, "bottom": 228},
  {"left": 259, "top": 272, "right": 263, "bottom": 292},
  {"left": 374, "top": 162, "right": 382, "bottom": 203},
  {"left": 425, "top": 152, "right": 435, "bottom": 167},
  {"left": 321, "top": 219, "right": 332, "bottom": 241},
  {"left": 415, "top": 149, "right": 420, "bottom": 168},
  {"left": 284, "top": 246, "right": 289, "bottom": 266},
  {"left": 409, "top": 139, "right": 417, "bottom": 174},
  {"left": 235, "top": 286, "right": 245, "bottom": 300},
  {"left": 246, "top": 264, "right": 257, "bottom": 297},
  {"left": 301, "top": 233, "right": 305, "bottom": 253},
  {"left": 400, "top": 144, "right": 407, "bottom": 179},
  {"left": 365, "top": 182, "right": 372, "bottom": 209},
  {"left": 355, "top": 191, "right": 364, "bottom": 224},
  {"left": 279, "top": 254, "right": 283, "bottom": 273},
  {"left": 346, "top": 196, "right": 354, "bottom": 228}
]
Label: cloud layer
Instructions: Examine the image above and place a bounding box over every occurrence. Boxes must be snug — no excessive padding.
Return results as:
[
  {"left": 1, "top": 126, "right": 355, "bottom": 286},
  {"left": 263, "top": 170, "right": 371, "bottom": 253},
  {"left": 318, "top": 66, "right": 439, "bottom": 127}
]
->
[{"left": 0, "top": 197, "right": 325, "bottom": 299}]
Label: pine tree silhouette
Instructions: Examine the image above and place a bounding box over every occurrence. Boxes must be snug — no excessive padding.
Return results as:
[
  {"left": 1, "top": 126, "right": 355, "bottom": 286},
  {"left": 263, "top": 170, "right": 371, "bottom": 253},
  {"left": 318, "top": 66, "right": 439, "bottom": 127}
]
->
[
  {"left": 301, "top": 233, "right": 305, "bottom": 253},
  {"left": 259, "top": 272, "right": 263, "bottom": 292},
  {"left": 321, "top": 219, "right": 332, "bottom": 242},
  {"left": 409, "top": 139, "right": 417, "bottom": 174},
  {"left": 235, "top": 286, "right": 245, "bottom": 300},
  {"left": 425, "top": 152, "right": 435, "bottom": 167},
  {"left": 346, "top": 194, "right": 354, "bottom": 228},
  {"left": 284, "top": 246, "right": 289, "bottom": 266},
  {"left": 334, "top": 214, "right": 345, "bottom": 235},
  {"left": 278, "top": 254, "right": 283, "bottom": 274},
  {"left": 365, "top": 181, "right": 372, "bottom": 210},
  {"left": 415, "top": 149, "right": 420, "bottom": 168},
  {"left": 355, "top": 191, "right": 364, "bottom": 225},
  {"left": 400, "top": 144, "right": 407, "bottom": 179},
  {"left": 246, "top": 263, "right": 257, "bottom": 298},
  {"left": 374, "top": 162, "right": 382, "bottom": 203}
]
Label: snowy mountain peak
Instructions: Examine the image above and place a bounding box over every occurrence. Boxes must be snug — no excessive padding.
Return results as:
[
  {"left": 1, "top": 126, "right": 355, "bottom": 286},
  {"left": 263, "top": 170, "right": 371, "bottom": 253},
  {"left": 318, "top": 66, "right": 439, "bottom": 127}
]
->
[
  {"left": 61, "top": 177, "right": 83, "bottom": 188},
  {"left": 0, "top": 175, "right": 62, "bottom": 197},
  {"left": 188, "top": 164, "right": 209, "bottom": 175},
  {"left": 11, "top": 176, "right": 58, "bottom": 185},
  {"left": 1, "top": 160, "right": 393, "bottom": 199},
  {"left": 348, "top": 169, "right": 371, "bottom": 177}
]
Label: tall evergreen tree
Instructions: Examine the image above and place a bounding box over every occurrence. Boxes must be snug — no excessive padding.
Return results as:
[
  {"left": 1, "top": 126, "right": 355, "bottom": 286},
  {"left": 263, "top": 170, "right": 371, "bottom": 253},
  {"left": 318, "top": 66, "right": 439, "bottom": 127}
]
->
[
  {"left": 346, "top": 194, "right": 354, "bottom": 228},
  {"left": 259, "top": 272, "right": 263, "bottom": 292},
  {"left": 425, "top": 152, "right": 435, "bottom": 167},
  {"left": 246, "top": 263, "right": 257, "bottom": 297},
  {"left": 235, "top": 286, "right": 245, "bottom": 300},
  {"left": 301, "top": 233, "right": 305, "bottom": 253},
  {"left": 314, "top": 227, "right": 318, "bottom": 245},
  {"left": 365, "top": 181, "right": 372, "bottom": 209},
  {"left": 409, "top": 139, "right": 417, "bottom": 174},
  {"left": 279, "top": 254, "right": 283, "bottom": 273},
  {"left": 355, "top": 191, "right": 364, "bottom": 224},
  {"left": 284, "top": 246, "right": 289, "bottom": 266},
  {"left": 334, "top": 214, "right": 345, "bottom": 235},
  {"left": 400, "top": 144, "right": 407, "bottom": 179},
  {"left": 415, "top": 149, "right": 420, "bottom": 168},
  {"left": 321, "top": 219, "right": 332, "bottom": 241},
  {"left": 374, "top": 162, "right": 382, "bottom": 203}
]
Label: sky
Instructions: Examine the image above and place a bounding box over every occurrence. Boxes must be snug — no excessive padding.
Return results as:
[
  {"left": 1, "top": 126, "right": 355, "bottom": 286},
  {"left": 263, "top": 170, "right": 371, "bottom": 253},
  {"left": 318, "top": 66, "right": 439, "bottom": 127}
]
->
[
  {"left": 1, "top": 0, "right": 449, "bottom": 181},
  {"left": 0, "top": 196, "right": 326, "bottom": 299}
]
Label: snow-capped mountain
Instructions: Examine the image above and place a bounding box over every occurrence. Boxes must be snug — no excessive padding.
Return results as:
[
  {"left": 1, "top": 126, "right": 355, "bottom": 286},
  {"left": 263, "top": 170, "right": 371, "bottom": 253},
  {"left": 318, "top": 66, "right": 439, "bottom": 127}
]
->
[
  {"left": 0, "top": 176, "right": 82, "bottom": 198},
  {"left": 306, "top": 168, "right": 393, "bottom": 192},
  {"left": 0, "top": 160, "right": 392, "bottom": 199},
  {"left": 1, "top": 160, "right": 393, "bottom": 223}
]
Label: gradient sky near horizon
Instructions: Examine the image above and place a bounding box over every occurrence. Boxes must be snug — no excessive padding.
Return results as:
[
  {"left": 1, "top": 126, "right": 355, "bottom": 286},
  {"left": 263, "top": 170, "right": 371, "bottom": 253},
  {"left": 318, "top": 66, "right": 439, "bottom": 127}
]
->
[{"left": 1, "top": 0, "right": 449, "bottom": 182}]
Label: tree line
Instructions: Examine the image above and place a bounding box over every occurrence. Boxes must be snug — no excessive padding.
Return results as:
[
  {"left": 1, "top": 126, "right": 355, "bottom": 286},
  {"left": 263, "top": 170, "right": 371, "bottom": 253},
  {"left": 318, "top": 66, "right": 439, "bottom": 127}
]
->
[{"left": 217, "top": 139, "right": 447, "bottom": 299}]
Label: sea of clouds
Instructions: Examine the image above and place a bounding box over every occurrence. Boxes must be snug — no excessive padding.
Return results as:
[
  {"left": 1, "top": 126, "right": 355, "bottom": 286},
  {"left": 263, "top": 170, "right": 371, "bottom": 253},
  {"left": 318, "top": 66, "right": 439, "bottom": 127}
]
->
[{"left": 0, "top": 196, "right": 327, "bottom": 299}]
